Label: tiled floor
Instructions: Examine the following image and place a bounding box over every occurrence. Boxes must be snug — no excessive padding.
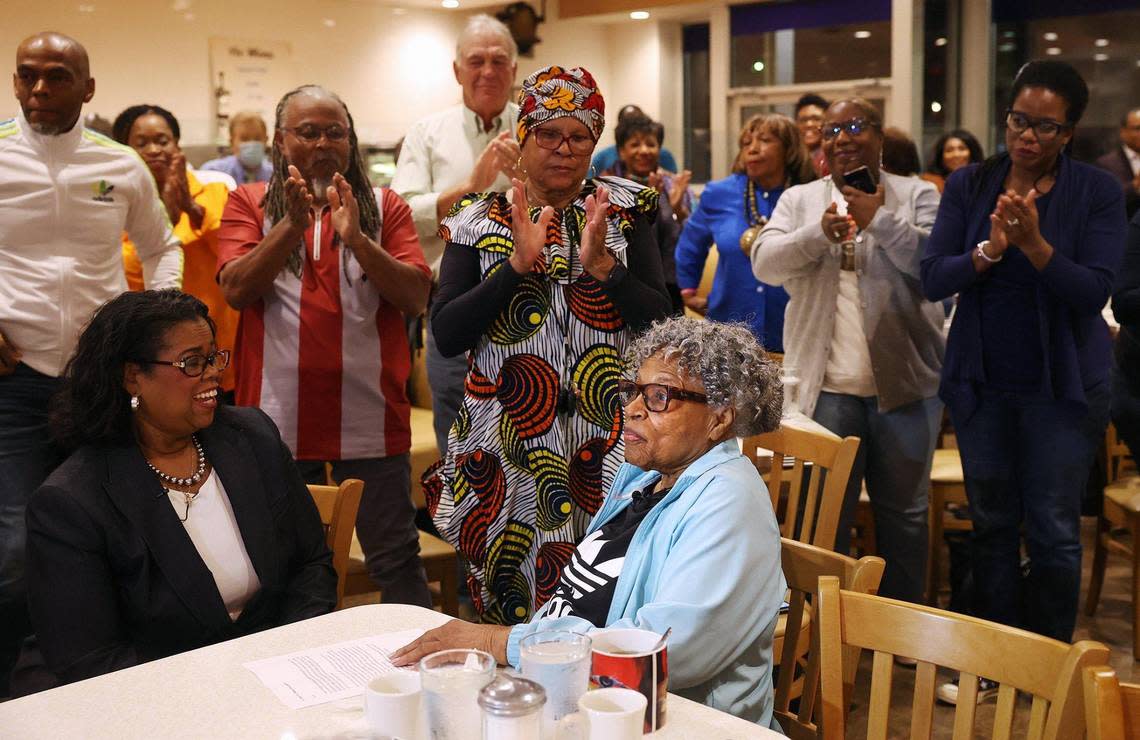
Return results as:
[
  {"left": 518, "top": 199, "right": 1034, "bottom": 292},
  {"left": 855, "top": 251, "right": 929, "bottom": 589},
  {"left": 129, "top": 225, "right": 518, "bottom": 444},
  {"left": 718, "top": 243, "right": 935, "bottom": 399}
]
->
[{"left": 843, "top": 516, "right": 1136, "bottom": 738}]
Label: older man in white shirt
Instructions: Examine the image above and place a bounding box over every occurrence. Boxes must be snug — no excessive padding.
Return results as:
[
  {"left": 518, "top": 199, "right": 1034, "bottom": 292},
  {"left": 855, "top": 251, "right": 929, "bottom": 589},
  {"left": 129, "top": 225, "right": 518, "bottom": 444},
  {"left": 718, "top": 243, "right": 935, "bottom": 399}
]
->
[
  {"left": 392, "top": 14, "right": 520, "bottom": 454},
  {"left": 0, "top": 31, "right": 181, "bottom": 696}
]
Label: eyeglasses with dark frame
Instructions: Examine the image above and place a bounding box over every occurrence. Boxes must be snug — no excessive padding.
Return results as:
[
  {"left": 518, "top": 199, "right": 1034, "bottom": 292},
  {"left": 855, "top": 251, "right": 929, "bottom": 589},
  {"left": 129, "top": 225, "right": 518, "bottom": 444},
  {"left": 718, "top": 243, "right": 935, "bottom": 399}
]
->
[
  {"left": 531, "top": 127, "right": 595, "bottom": 156},
  {"left": 617, "top": 379, "right": 708, "bottom": 413},
  {"left": 132, "top": 349, "right": 231, "bottom": 378},
  {"left": 280, "top": 124, "right": 349, "bottom": 144},
  {"left": 1004, "top": 110, "right": 1070, "bottom": 141},
  {"left": 819, "top": 117, "right": 878, "bottom": 142}
]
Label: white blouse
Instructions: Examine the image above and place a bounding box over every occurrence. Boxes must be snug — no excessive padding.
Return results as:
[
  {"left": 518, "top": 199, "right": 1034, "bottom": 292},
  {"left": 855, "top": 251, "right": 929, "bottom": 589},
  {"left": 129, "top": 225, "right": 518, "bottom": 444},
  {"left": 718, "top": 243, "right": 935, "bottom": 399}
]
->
[{"left": 167, "top": 470, "right": 261, "bottom": 620}]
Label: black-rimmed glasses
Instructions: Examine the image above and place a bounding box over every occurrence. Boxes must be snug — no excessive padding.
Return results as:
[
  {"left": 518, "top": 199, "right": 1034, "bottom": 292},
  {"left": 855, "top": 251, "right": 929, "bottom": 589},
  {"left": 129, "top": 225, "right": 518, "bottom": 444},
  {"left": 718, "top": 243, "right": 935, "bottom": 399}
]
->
[
  {"left": 133, "top": 350, "right": 231, "bottom": 378},
  {"left": 531, "top": 127, "right": 595, "bottom": 155},
  {"left": 617, "top": 379, "right": 708, "bottom": 413},
  {"left": 820, "top": 118, "right": 877, "bottom": 142},
  {"left": 281, "top": 125, "right": 349, "bottom": 144},
  {"left": 1005, "top": 110, "right": 1070, "bottom": 141}
]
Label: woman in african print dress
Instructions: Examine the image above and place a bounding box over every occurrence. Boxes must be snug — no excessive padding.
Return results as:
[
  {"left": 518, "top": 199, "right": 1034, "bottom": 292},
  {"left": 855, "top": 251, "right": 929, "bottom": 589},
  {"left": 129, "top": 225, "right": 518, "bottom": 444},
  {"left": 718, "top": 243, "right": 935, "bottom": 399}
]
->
[{"left": 424, "top": 66, "right": 672, "bottom": 625}]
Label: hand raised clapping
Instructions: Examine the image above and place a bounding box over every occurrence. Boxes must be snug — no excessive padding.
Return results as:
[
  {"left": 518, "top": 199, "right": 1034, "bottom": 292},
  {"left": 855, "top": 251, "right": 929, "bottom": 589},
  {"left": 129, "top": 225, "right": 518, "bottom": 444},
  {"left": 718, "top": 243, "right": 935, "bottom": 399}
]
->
[
  {"left": 508, "top": 178, "right": 555, "bottom": 275},
  {"left": 285, "top": 164, "right": 314, "bottom": 231}
]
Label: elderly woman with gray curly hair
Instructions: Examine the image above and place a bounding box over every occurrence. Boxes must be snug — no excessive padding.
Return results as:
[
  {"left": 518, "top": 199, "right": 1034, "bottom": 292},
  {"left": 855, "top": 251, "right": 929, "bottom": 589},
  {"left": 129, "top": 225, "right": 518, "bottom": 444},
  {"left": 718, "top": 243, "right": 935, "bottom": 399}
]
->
[{"left": 392, "top": 316, "right": 786, "bottom": 727}]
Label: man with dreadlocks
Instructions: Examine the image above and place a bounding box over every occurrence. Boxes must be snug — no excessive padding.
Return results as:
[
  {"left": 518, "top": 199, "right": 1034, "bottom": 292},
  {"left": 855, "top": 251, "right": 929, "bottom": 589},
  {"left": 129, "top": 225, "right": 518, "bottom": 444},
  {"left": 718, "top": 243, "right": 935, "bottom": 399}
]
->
[{"left": 217, "top": 85, "right": 434, "bottom": 606}]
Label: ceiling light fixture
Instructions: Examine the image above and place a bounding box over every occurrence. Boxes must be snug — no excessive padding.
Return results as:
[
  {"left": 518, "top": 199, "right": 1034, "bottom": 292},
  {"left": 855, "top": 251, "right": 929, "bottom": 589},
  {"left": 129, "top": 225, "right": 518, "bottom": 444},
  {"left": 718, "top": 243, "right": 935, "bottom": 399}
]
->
[
  {"left": 934, "top": 37, "right": 947, "bottom": 47},
  {"left": 1094, "top": 53, "right": 1109, "bottom": 62},
  {"left": 441, "top": 0, "right": 459, "bottom": 8},
  {"left": 930, "top": 101, "right": 942, "bottom": 113},
  {"left": 854, "top": 30, "right": 871, "bottom": 39},
  {"left": 1045, "top": 47, "right": 1062, "bottom": 56},
  {"left": 630, "top": 11, "right": 650, "bottom": 20},
  {"left": 1043, "top": 31, "right": 1058, "bottom": 41},
  {"left": 752, "top": 60, "right": 765, "bottom": 72},
  {"left": 1095, "top": 38, "right": 1109, "bottom": 47}
]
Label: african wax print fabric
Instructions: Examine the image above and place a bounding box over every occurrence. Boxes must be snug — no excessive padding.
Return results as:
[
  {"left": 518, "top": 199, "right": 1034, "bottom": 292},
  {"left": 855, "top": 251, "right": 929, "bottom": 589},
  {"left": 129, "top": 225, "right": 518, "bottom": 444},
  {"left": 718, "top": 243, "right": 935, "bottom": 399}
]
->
[
  {"left": 516, "top": 66, "right": 606, "bottom": 145},
  {"left": 424, "top": 176, "right": 657, "bottom": 625}
]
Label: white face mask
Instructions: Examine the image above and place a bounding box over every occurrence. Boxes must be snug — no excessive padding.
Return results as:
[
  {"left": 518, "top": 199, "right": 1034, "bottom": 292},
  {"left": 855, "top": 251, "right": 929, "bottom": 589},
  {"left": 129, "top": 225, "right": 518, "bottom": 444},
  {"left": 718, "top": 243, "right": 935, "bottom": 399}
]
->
[{"left": 237, "top": 140, "right": 266, "bottom": 169}]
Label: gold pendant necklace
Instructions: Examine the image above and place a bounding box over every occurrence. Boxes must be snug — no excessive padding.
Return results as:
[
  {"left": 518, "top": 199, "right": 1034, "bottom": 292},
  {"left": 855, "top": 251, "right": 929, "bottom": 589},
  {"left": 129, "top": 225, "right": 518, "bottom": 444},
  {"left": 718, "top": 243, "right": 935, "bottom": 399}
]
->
[{"left": 739, "top": 179, "right": 769, "bottom": 256}]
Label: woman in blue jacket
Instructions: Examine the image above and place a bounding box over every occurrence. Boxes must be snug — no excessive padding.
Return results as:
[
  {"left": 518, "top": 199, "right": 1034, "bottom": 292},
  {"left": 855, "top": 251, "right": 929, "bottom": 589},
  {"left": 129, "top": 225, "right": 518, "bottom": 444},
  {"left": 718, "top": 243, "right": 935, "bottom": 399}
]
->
[
  {"left": 920, "top": 61, "right": 1126, "bottom": 703},
  {"left": 674, "top": 114, "right": 815, "bottom": 353},
  {"left": 392, "top": 317, "right": 786, "bottom": 727}
]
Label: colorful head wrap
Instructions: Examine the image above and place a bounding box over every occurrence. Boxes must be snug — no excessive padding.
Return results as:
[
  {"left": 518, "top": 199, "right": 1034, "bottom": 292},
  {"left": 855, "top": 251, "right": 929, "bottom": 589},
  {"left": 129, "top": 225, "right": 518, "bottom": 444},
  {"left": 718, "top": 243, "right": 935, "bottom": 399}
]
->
[{"left": 516, "top": 65, "right": 606, "bottom": 145}]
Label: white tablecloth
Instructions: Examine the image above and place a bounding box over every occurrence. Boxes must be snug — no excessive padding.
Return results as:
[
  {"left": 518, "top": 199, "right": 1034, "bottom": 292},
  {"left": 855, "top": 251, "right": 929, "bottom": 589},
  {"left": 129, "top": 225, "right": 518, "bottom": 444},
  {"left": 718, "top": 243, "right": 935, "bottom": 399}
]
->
[{"left": 0, "top": 604, "right": 780, "bottom": 739}]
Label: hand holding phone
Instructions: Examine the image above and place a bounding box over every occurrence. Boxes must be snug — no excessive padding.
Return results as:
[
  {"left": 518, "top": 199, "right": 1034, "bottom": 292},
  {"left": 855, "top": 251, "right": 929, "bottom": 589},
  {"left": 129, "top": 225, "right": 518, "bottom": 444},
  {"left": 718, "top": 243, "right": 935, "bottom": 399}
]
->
[{"left": 842, "top": 166, "right": 877, "bottom": 194}]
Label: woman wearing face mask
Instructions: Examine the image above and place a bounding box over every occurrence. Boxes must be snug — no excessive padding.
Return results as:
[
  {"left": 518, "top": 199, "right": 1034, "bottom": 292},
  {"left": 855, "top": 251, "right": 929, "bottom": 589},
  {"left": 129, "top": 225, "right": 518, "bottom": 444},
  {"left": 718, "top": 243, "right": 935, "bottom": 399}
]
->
[
  {"left": 921, "top": 129, "right": 984, "bottom": 194},
  {"left": 921, "top": 62, "right": 1126, "bottom": 699},
  {"left": 675, "top": 113, "right": 814, "bottom": 353},
  {"left": 200, "top": 111, "right": 273, "bottom": 185},
  {"left": 112, "top": 105, "right": 239, "bottom": 398}
]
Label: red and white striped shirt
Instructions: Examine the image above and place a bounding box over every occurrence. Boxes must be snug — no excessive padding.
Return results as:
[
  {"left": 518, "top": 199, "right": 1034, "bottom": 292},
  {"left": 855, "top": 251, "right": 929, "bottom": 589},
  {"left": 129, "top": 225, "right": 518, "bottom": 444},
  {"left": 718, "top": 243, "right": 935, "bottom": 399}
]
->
[{"left": 217, "top": 183, "right": 429, "bottom": 460}]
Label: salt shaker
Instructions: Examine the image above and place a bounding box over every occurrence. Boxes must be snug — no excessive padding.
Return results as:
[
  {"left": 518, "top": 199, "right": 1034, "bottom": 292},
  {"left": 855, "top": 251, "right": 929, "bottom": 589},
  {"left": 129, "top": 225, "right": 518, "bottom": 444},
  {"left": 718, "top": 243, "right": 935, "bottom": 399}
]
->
[{"left": 479, "top": 674, "right": 546, "bottom": 740}]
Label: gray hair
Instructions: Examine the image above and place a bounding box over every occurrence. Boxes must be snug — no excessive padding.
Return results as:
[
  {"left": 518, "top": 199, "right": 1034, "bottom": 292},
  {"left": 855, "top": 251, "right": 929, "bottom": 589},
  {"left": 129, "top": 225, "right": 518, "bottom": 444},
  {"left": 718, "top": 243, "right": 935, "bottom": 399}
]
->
[
  {"left": 456, "top": 14, "right": 518, "bottom": 63},
  {"left": 625, "top": 317, "right": 783, "bottom": 437}
]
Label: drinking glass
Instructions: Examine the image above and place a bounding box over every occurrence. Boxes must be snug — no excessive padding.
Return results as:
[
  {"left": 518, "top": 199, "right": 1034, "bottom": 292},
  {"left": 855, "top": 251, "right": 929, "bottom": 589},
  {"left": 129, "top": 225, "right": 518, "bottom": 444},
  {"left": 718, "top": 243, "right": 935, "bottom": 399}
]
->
[
  {"left": 520, "top": 631, "right": 592, "bottom": 736},
  {"left": 419, "top": 648, "right": 496, "bottom": 740}
]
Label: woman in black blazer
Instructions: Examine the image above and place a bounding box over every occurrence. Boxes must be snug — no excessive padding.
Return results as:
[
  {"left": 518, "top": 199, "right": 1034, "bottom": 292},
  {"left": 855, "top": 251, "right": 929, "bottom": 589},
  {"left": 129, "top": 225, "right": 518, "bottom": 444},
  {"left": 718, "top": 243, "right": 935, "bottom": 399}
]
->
[{"left": 16, "top": 290, "right": 336, "bottom": 693}]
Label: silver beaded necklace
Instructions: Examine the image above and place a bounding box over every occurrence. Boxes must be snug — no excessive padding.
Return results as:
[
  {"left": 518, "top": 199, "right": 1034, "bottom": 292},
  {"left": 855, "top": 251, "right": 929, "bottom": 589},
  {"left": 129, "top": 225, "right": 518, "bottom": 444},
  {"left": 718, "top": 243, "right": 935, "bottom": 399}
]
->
[{"left": 147, "top": 435, "right": 208, "bottom": 522}]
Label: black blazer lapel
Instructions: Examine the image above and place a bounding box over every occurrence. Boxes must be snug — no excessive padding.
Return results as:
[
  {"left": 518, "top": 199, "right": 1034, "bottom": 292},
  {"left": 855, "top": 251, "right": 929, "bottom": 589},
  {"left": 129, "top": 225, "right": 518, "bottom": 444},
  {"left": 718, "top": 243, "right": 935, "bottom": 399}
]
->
[
  {"left": 102, "top": 444, "right": 230, "bottom": 632},
  {"left": 199, "top": 421, "right": 282, "bottom": 592}
]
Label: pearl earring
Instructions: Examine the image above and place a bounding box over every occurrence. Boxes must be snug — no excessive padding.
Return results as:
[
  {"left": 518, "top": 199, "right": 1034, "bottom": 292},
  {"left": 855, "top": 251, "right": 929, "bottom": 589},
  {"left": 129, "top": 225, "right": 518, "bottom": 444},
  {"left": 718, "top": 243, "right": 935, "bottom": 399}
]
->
[{"left": 130, "top": 395, "right": 140, "bottom": 411}]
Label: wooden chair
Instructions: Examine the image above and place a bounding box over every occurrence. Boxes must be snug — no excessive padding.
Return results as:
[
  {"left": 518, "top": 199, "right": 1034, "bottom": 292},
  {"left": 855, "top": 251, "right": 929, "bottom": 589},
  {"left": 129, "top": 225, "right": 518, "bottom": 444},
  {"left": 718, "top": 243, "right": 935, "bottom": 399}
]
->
[
  {"left": 926, "top": 447, "right": 971, "bottom": 606},
  {"left": 742, "top": 425, "right": 860, "bottom": 550},
  {"left": 307, "top": 478, "right": 365, "bottom": 610},
  {"left": 1083, "top": 665, "right": 1140, "bottom": 740},
  {"left": 814, "top": 576, "right": 1109, "bottom": 740},
  {"left": 1106, "top": 421, "right": 1134, "bottom": 484},
  {"left": 1086, "top": 474, "right": 1140, "bottom": 660},
  {"left": 774, "top": 538, "right": 885, "bottom": 739}
]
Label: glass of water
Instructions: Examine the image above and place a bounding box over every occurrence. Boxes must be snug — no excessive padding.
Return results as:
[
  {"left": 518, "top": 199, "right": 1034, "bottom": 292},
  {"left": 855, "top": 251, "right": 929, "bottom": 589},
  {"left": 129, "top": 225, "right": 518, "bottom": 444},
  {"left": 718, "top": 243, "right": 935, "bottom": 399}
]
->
[
  {"left": 419, "top": 648, "right": 496, "bottom": 740},
  {"left": 519, "top": 631, "right": 592, "bottom": 736}
]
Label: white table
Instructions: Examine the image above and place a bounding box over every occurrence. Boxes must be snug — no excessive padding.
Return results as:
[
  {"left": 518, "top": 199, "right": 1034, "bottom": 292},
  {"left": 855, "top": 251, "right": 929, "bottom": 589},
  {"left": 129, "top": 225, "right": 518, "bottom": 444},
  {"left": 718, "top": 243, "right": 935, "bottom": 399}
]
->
[{"left": 0, "top": 604, "right": 780, "bottom": 739}]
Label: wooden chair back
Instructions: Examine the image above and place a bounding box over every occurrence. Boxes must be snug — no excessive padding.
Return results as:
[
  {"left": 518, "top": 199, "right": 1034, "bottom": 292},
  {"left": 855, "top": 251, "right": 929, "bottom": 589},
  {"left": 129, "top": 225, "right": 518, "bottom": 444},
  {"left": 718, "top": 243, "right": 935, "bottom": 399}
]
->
[
  {"left": 1084, "top": 665, "right": 1140, "bottom": 740},
  {"left": 1106, "top": 422, "right": 1134, "bottom": 484},
  {"left": 775, "top": 539, "right": 885, "bottom": 740},
  {"left": 308, "top": 478, "right": 365, "bottom": 610},
  {"left": 815, "top": 576, "right": 1109, "bottom": 740},
  {"left": 743, "top": 426, "right": 861, "bottom": 549}
]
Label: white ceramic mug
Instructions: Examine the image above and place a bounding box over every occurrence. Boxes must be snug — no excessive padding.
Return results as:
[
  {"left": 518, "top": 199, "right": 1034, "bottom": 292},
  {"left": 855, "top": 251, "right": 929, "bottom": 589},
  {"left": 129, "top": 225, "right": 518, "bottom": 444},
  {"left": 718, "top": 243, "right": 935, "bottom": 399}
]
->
[
  {"left": 556, "top": 687, "right": 647, "bottom": 740},
  {"left": 364, "top": 671, "right": 422, "bottom": 740}
]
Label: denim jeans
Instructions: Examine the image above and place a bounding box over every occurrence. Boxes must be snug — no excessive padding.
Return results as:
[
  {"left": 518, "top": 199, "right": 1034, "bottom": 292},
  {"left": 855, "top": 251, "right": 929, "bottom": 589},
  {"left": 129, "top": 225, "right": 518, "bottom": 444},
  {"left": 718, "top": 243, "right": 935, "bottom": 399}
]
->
[
  {"left": 813, "top": 392, "right": 941, "bottom": 603},
  {"left": 296, "top": 453, "right": 432, "bottom": 607},
  {"left": 0, "top": 365, "right": 63, "bottom": 694},
  {"left": 951, "top": 382, "right": 1110, "bottom": 642}
]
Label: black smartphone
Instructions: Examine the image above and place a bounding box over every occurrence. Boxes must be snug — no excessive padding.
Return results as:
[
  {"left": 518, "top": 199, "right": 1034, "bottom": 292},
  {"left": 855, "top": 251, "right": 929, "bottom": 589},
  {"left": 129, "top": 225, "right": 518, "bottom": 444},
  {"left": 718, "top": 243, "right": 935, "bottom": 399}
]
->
[{"left": 842, "top": 166, "right": 877, "bottom": 194}]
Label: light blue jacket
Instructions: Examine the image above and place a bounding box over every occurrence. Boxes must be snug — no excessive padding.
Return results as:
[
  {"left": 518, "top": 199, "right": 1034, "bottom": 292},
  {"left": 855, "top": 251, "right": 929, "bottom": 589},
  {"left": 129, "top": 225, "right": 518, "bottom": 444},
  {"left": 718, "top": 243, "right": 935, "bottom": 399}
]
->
[{"left": 506, "top": 440, "right": 785, "bottom": 728}]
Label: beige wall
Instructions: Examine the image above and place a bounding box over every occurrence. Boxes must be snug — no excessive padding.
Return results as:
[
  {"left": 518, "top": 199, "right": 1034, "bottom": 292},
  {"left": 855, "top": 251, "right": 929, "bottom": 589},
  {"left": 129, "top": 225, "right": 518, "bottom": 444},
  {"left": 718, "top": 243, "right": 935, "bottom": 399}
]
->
[{"left": 3, "top": 0, "right": 673, "bottom": 153}]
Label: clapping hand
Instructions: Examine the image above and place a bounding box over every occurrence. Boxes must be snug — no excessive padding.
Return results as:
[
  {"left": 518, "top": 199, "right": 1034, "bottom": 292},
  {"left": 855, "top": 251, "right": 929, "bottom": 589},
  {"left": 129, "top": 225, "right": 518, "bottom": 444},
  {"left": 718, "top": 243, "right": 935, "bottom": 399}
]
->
[
  {"left": 509, "top": 178, "right": 554, "bottom": 275},
  {"left": 327, "top": 172, "right": 362, "bottom": 246},
  {"left": 285, "top": 164, "right": 314, "bottom": 230},
  {"left": 994, "top": 189, "right": 1042, "bottom": 248},
  {"left": 581, "top": 183, "right": 615, "bottom": 281},
  {"left": 161, "top": 152, "right": 203, "bottom": 229},
  {"left": 649, "top": 169, "right": 692, "bottom": 220},
  {"left": 821, "top": 202, "right": 856, "bottom": 243},
  {"left": 471, "top": 132, "right": 523, "bottom": 192}
]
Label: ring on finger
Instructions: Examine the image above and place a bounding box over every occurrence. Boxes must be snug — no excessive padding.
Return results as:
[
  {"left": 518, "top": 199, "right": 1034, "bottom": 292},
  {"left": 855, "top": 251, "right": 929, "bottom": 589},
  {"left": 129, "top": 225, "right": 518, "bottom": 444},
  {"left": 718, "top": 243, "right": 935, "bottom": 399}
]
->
[{"left": 1006, "top": 217, "right": 1020, "bottom": 227}]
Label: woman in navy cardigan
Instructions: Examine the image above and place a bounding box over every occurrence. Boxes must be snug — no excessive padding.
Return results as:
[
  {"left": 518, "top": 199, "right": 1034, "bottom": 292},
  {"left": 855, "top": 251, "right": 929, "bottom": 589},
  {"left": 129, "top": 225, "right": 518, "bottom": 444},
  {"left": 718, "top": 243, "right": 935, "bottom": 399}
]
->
[{"left": 921, "top": 61, "right": 1126, "bottom": 675}]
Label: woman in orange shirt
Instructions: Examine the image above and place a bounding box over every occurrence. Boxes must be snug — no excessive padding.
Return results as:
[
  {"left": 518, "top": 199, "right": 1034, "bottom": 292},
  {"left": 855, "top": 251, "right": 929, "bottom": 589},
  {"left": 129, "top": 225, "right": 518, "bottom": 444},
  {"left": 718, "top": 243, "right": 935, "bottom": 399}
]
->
[{"left": 113, "top": 105, "right": 238, "bottom": 395}]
